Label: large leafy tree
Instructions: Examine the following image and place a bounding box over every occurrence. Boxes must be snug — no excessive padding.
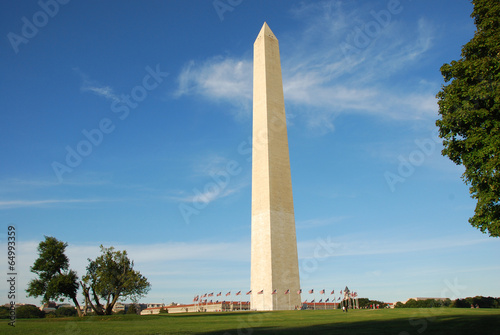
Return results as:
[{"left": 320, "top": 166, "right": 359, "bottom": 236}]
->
[
  {"left": 436, "top": 0, "right": 500, "bottom": 237},
  {"left": 81, "top": 246, "right": 151, "bottom": 315},
  {"left": 26, "top": 236, "right": 83, "bottom": 316}
]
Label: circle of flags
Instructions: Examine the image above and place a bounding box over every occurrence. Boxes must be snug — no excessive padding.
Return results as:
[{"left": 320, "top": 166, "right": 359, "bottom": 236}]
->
[{"left": 193, "top": 287, "right": 359, "bottom": 307}]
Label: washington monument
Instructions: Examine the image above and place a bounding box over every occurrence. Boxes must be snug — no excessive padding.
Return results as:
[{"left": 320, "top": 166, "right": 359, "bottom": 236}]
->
[{"left": 250, "top": 22, "right": 301, "bottom": 311}]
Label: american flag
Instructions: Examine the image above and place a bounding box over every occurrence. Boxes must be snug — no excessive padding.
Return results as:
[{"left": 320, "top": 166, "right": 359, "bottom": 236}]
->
[
  {"left": 309, "top": 289, "right": 314, "bottom": 294},
  {"left": 217, "top": 292, "right": 222, "bottom": 297},
  {"left": 193, "top": 295, "right": 199, "bottom": 302},
  {"left": 209, "top": 300, "right": 212, "bottom": 304},
  {"left": 226, "top": 291, "right": 231, "bottom": 296},
  {"left": 272, "top": 289, "right": 277, "bottom": 294},
  {"left": 246, "top": 290, "right": 252, "bottom": 295},
  {"left": 257, "top": 290, "right": 264, "bottom": 294},
  {"left": 338, "top": 297, "right": 341, "bottom": 301},
  {"left": 236, "top": 291, "right": 241, "bottom": 296},
  {"left": 208, "top": 292, "right": 213, "bottom": 297},
  {"left": 340, "top": 290, "right": 342, "bottom": 295},
  {"left": 284, "top": 289, "right": 290, "bottom": 295},
  {"left": 311, "top": 299, "right": 315, "bottom": 303},
  {"left": 320, "top": 289, "right": 325, "bottom": 294},
  {"left": 319, "top": 299, "right": 323, "bottom": 303},
  {"left": 325, "top": 298, "right": 329, "bottom": 303},
  {"left": 331, "top": 290, "right": 334, "bottom": 295},
  {"left": 297, "top": 289, "right": 302, "bottom": 294},
  {"left": 203, "top": 293, "right": 207, "bottom": 298}
]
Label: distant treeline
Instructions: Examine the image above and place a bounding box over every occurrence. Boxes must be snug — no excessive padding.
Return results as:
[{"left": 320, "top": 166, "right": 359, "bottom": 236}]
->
[
  {"left": 396, "top": 296, "right": 500, "bottom": 308},
  {"left": 0, "top": 305, "right": 77, "bottom": 319}
]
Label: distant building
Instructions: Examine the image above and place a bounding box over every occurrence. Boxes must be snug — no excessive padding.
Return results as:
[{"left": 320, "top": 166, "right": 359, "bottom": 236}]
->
[
  {"left": 57, "top": 303, "right": 73, "bottom": 309},
  {"left": 140, "top": 307, "right": 163, "bottom": 315},
  {"left": 112, "top": 302, "right": 126, "bottom": 313},
  {"left": 404, "top": 297, "right": 449, "bottom": 303},
  {"left": 147, "top": 303, "right": 164, "bottom": 308},
  {"left": 139, "top": 301, "right": 251, "bottom": 314}
]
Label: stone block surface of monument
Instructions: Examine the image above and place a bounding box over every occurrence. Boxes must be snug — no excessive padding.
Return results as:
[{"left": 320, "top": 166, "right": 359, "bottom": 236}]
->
[{"left": 250, "top": 22, "right": 301, "bottom": 311}]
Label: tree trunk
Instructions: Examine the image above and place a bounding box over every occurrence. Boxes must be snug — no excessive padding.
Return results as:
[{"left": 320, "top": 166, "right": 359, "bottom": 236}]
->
[
  {"left": 105, "top": 292, "right": 121, "bottom": 315},
  {"left": 81, "top": 282, "right": 104, "bottom": 315},
  {"left": 71, "top": 295, "right": 83, "bottom": 317},
  {"left": 91, "top": 286, "right": 105, "bottom": 315}
]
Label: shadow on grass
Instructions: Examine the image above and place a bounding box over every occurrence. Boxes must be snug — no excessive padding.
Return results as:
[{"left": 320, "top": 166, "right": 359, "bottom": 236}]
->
[{"left": 199, "top": 313, "right": 500, "bottom": 335}]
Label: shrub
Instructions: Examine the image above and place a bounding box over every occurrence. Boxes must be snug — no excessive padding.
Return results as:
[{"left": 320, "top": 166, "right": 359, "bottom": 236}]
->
[
  {"left": 55, "top": 307, "right": 78, "bottom": 317},
  {"left": 16, "top": 305, "right": 44, "bottom": 318}
]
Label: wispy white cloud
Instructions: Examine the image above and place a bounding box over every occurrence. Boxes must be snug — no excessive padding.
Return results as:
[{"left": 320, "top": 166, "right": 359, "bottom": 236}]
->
[
  {"left": 0, "top": 198, "right": 108, "bottom": 209},
  {"left": 174, "top": 58, "right": 252, "bottom": 119},
  {"left": 167, "top": 153, "right": 250, "bottom": 205},
  {"left": 172, "top": 187, "right": 234, "bottom": 204},
  {"left": 173, "top": 0, "right": 438, "bottom": 133},
  {"left": 82, "top": 85, "right": 120, "bottom": 102},
  {"left": 298, "top": 233, "right": 493, "bottom": 260},
  {"left": 190, "top": 154, "right": 235, "bottom": 178},
  {"left": 0, "top": 176, "right": 111, "bottom": 190},
  {"left": 297, "top": 215, "right": 351, "bottom": 229},
  {"left": 168, "top": 179, "right": 248, "bottom": 205},
  {"left": 73, "top": 67, "right": 120, "bottom": 102}
]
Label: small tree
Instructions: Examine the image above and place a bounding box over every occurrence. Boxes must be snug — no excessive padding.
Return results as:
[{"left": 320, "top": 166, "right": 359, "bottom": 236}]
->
[
  {"left": 81, "top": 245, "right": 151, "bottom": 315},
  {"left": 26, "top": 236, "right": 83, "bottom": 316},
  {"left": 126, "top": 303, "right": 138, "bottom": 315}
]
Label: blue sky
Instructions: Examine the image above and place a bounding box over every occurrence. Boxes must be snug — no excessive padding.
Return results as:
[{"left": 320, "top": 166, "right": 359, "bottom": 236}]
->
[{"left": 1, "top": 0, "right": 499, "bottom": 306}]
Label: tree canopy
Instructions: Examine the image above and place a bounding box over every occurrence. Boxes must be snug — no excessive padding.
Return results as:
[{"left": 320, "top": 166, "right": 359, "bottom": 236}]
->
[
  {"left": 82, "top": 245, "right": 151, "bottom": 315},
  {"left": 26, "top": 236, "right": 83, "bottom": 316},
  {"left": 436, "top": 0, "right": 500, "bottom": 237}
]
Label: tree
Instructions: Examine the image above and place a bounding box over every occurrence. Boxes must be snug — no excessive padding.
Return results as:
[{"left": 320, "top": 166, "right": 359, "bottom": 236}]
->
[
  {"left": 81, "top": 245, "right": 151, "bottom": 315},
  {"left": 436, "top": 0, "right": 500, "bottom": 237},
  {"left": 0, "top": 306, "right": 9, "bottom": 319},
  {"left": 126, "top": 303, "right": 138, "bottom": 315},
  {"left": 26, "top": 236, "right": 83, "bottom": 316}
]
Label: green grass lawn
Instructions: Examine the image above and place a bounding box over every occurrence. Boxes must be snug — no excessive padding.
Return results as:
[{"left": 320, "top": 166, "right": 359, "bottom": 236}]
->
[{"left": 6, "top": 308, "right": 500, "bottom": 335}]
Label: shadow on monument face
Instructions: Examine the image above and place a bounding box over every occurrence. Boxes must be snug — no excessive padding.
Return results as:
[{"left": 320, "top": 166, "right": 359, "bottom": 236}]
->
[{"left": 196, "top": 312, "right": 500, "bottom": 335}]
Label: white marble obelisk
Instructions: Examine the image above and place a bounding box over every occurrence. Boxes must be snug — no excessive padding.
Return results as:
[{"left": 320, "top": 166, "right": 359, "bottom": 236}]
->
[{"left": 250, "top": 22, "right": 301, "bottom": 311}]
